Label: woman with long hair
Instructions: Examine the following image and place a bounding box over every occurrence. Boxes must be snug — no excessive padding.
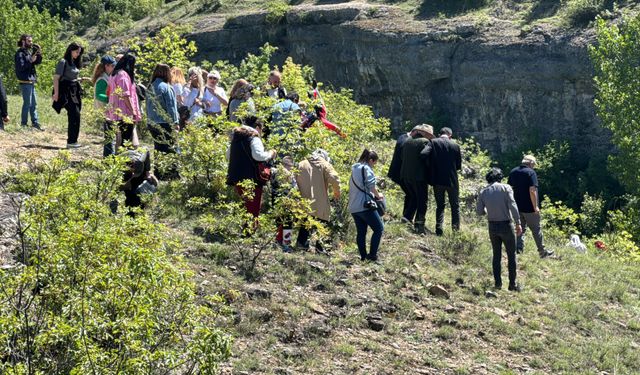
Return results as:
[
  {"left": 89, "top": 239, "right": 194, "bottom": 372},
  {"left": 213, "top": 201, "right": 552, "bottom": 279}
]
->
[
  {"left": 228, "top": 79, "right": 255, "bottom": 123},
  {"left": 92, "top": 55, "right": 116, "bottom": 109},
  {"left": 147, "top": 64, "right": 178, "bottom": 153},
  {"left": 182, "top": 66, "right": 205, "bottom": 122},
  {"left": 348, "top": 149, "right": 385, "bottom": 262},
  {"left": 52, "top": 42, "right": 89, "bottom": 148},
  {"left": 106, "top": 53, "right": 141, "bottom": 151},
  {"left": 170, "top": 67, "right": 186, "bottom": 105}
]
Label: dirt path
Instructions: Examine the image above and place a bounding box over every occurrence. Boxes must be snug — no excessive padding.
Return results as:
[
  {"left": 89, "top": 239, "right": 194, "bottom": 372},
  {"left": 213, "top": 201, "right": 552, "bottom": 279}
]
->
[{"left": 0, "top": 127, "right": 104, "bottom": 168}]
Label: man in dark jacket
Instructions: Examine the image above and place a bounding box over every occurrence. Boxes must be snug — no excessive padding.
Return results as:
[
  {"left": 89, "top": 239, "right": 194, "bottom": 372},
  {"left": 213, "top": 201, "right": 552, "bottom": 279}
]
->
[
  {"left": 423, "top": 127, "right": 461, "bottom": 236},
  {"left": 508, "top": 155, "right": 554, "bottom": 258},
  {"left": 15, "top": 34, "right": 43, "bottom": 131},
  {"left": 388, "top": 125, "right": 421, "bottom": 223},
  {"left": 400, "top": 124, "right": 434, "bottom": 233},
  {"left": 0, "top": 76, "right": 9, "bottom": 130}
]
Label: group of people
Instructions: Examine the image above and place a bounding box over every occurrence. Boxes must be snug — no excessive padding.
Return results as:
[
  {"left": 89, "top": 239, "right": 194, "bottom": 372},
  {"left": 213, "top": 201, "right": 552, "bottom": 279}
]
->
[
  {"left": 2, "top": 35, "right": 554, "bottom": 283},
  {"left": 388, "top": 124, "right": 462, "bottom": 236},
  {"left": 389, "top": 124, "right": 555, "bottom": 291}
]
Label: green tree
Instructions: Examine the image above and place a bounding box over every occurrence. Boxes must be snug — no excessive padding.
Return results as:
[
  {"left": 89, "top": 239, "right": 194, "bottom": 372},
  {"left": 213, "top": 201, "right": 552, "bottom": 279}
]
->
[
  {"left": 0, "top": 0, "right": 64, "bottom": 92},
  {"left": 0, "top": 153, "right": 231, "bottom": 374},
  {"left": 123, "top": 24, "right": 198, "bottom": 84},
  {"left": 590, "top": 16, "right": 640, "bottom": 196}
]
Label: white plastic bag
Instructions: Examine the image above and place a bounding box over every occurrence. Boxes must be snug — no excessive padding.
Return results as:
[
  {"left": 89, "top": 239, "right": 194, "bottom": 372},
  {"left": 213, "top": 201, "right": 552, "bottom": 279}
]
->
[{"left": 568, "top": 234, "right": 587, "bottom": 253}]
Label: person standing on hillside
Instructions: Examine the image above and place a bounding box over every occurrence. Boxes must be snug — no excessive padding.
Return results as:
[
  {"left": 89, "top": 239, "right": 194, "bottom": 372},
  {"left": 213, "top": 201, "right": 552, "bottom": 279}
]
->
[
  {"left": 388, "top": 125, "right": 421, "bottom": 224},
  {"left": 226, "top": 117, "right": 277, "bottom": 220},
  {"left": 348, "top": 149, "right": 384, "bottom": 262},
  {"left": 15, "top": 34, "right": 43, "bottom": 131},
  {"left": 476, "top": 168, "right": 523, "bottom": 291},
  {"left": 52, "top": 42, "right": 90, "bottom": 149},
  {"left": 400, "top": 124, "right": 434, "bottom": 234},
  {"left": 107, "top": 53, "right": 142, "bottom": 152},
  {"left": 422, "top": 127, "right": 462, "bottom": 236},
  {"left": 295, "top": 148, "right": 340, "bottom": 253},
  {"left": 508, "top": 155, "right": 554, "bottom": 258},
  {"left": 0, "top": 76, "right": 9, "bottom": 130},
  {"left": 147, "top": 64, "right": 179, "bottom": 154}
]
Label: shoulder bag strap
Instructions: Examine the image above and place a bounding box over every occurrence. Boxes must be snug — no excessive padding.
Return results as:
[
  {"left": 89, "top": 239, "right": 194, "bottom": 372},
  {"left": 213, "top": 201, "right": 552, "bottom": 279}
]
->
[{"left": 350, "top": 165, "right": 372, "bottom": 197}]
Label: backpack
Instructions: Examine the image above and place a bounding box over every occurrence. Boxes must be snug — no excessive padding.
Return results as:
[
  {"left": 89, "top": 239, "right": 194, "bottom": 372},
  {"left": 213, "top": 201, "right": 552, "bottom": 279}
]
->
[{"left": 136, "top": 83, "right": 147, "bottom": 101}]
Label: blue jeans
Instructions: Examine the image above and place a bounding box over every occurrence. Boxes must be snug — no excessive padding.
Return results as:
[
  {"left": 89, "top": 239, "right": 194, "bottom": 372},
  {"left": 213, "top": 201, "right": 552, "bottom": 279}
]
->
[
  {"left": 19, "top": 83, "right": 39, "bottom": 126},
  {"left": 352, "top": 210, "right": 384, "bottom": 260}
]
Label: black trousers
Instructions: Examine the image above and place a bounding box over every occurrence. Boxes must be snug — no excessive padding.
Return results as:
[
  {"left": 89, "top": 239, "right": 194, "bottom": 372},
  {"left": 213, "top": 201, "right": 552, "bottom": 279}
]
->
[
  {"left": 297, "top": 218, "right": 328, "bottom": 250},
  {"left": 404, "top": 179, "right": 429, "bottom": 229},
  {"left": 488, "top": 221, "right": 517, "bottom": 287},
  {"left": 118, "top": 121, "right": 134, "bottom": 145},
  {"left": 65, "top": 101, "right": 81, "bottom": 144},
  {"left": 398, "top": 180, "right": 416, "bottom": 221},
  {"left": 434, "top": 184, "right": 460, "bottom": 234}
]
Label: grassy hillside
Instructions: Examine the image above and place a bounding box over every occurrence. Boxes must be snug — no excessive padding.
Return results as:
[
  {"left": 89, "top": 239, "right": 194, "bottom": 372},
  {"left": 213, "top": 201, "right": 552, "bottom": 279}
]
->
[
  {"left": 108, "top": 0, "right": 640, "bottom": 40},
  {"left": 1, "top": 95, "right": 639, "bottom": 374}
]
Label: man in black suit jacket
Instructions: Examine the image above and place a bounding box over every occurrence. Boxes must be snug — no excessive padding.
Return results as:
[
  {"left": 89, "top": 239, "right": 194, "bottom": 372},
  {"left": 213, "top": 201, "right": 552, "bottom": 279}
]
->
[
  {"left": 422, "top": 127, "right": 462, "bottom": 235},
  {"left": 388, "top": 125, "right": 423, "bottom": 224}
]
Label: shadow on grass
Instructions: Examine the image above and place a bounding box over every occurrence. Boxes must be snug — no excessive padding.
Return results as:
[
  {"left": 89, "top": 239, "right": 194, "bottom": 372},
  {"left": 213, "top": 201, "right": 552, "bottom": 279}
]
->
[
  {"left": 21, "top": 144, "right": 65, "bottom": 151},
  {"left": 417, "top": 0, "right": 489, "bottom": 19},
  {"left": 524, "top": 0, "right": 562, "bottom": 23}
]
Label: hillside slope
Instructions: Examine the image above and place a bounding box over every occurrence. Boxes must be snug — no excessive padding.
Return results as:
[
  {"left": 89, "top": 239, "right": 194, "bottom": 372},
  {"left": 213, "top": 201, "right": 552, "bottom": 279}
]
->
[{"left": 0, "top": 95, "right": 639, "bottom": 374}]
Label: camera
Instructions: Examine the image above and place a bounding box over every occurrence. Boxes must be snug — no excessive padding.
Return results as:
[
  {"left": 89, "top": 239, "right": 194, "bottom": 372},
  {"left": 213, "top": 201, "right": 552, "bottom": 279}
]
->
[
  {"left": 32, "top": 43, "right": 41, "bottom": 53},
  {"left": 364, "top": 200, "right": 378, "bottom": 210}
]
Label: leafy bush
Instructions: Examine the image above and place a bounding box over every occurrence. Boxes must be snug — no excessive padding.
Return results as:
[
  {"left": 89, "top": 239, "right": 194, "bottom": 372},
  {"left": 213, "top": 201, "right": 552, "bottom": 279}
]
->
[
  {"left": 563, "top": 0, "right": 614, "bottom": 27},
  {"left": 119, "top": 24, "right": 198, "bottom": 83},
  {"left": 68, "top": 0, "right": 163, "bottom": 32},
  {"left": 579, "top": 193, "right": 606, "bottom": 236},
  {"left": 0, "top": 153, "right": 231, "bottom": 374},
  {"left": 0, "top": 0, "right": 65, "bottom": 93},
  {"left": 541, "top": 196, "right": 581, "bottom": 239},
  {"left": 265, "top": 0, "right": 290, "bottom": 24}
]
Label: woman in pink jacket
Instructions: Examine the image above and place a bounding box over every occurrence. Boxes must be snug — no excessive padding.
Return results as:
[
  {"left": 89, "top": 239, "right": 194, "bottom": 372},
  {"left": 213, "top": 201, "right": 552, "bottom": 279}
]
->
[{"left": 106, "top": 53, "right": 141, "bottom": 152}]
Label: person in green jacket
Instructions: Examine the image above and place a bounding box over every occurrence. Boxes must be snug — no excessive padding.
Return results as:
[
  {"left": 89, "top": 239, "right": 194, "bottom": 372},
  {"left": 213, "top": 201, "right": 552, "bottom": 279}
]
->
[
  {"left": 92, "top": 55, "right": 116, "bottom": 109},
  {"left": 399, "top": 124, "right": 434, "bottom": 234},
  {"left": 92, "top": 55, "right": 116, "bottom": 156}
]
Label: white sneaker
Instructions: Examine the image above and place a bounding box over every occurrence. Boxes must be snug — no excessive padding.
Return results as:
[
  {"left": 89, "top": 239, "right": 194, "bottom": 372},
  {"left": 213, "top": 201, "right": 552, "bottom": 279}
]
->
[{"left": 66, "top": 143, "right": 82, "bottom": 149}]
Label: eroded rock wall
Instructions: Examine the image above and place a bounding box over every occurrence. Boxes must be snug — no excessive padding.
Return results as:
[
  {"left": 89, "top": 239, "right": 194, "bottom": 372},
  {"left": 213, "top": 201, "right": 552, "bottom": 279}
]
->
[{"left": 189, "top": 5, "right": 602, "bottom": 154}]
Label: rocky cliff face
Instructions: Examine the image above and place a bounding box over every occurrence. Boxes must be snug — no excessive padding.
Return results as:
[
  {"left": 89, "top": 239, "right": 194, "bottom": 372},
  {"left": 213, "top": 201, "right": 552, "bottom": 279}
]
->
[{"left": 189, "top": 4, "right": 603, "bottom": 153}]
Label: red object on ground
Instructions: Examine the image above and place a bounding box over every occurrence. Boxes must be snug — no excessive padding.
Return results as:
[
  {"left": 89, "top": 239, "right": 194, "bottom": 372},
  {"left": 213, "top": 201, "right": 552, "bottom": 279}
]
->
[{"left": 594, "top": 240, "right": 607, "bottom": 250}]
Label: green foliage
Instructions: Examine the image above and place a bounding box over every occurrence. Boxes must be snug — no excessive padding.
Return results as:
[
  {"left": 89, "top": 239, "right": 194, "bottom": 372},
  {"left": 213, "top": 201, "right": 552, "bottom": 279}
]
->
[
  {"left": 265, "top": 0, "right": 290, "bottom": 24},
  {"left": 68, "top": 0, "right": 163, "bottom": 33},
  {"left": 121, "top": 24, "right": 198, "bottom": 83},
  {"left": 541, "top": 196, "right": 580, "bottom": 239},
  {"left": 0, "top": 153, "right": 231, "bottom": 374},
  {"left": 591, "top": 16, "right": 640, "bottom": 196},
  {"left": 579, "top": 193, "right": 606, "bottom": 236},
  {"left": 563, "top": 0, "right": 615, "bottom": 27},
  {"left": 457, "top": 137, "right": 492, "bottom": 205},
  {"left": 0, "top": 0, "right": 65, "bottom": 93}
]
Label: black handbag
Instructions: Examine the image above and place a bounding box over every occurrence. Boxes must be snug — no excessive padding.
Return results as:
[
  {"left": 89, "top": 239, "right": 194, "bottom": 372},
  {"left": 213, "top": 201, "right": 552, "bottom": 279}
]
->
[{"left": 351, "top": 166, "right": 385, "bottom": 216}]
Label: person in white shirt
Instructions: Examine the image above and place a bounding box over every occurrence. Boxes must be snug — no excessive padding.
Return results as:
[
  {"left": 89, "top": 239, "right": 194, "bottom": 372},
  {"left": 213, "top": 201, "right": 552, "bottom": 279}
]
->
[
  {"left": 182, "top": 67, "right": 205, "bottom": 122},
  {"left": 203, "top": 70, "right": 228, "bottom": 116}
]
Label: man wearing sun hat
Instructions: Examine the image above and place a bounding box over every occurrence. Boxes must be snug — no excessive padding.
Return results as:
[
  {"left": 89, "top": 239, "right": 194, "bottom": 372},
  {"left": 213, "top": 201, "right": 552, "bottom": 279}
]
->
[
  {"left": 508, "top": 154, "right": 554, "bottom": 258},
  {"left": 400, "top": 124, "right": 435, "bottom": 234}
]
